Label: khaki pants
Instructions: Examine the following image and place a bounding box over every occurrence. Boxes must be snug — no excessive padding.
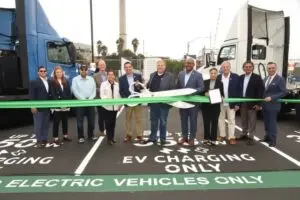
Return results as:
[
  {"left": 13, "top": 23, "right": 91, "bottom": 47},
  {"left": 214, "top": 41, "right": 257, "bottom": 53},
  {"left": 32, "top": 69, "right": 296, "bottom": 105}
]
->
[
  {"left": 125, "top": 106, "right": 143, "bottom": 137},
  {"left": 218, "top": 104, "right": 236, "bottom": 139}
]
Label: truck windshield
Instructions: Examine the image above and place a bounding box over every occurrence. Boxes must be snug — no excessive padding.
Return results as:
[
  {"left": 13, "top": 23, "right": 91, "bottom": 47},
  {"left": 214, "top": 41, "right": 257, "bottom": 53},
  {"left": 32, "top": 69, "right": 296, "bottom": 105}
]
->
[{"left": 47, "top": 42, "right": 71, "bottom": 65}]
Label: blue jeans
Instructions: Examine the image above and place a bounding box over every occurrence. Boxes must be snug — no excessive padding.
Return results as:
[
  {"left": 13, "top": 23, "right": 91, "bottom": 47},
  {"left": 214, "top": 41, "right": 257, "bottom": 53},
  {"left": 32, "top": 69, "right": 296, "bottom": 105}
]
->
[
  {"left": 76, "top": 107, "right": 95, "bottom": 139},
  {"left": 149, "top": 104, "right": 170, "bottom": 142}
]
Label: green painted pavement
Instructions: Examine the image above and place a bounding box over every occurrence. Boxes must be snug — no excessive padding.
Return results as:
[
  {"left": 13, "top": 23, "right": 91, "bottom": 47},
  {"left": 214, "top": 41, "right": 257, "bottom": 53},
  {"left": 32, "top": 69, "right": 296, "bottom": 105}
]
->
[{"left": 0, "top": 171, "right": 299, "bottom": 193}]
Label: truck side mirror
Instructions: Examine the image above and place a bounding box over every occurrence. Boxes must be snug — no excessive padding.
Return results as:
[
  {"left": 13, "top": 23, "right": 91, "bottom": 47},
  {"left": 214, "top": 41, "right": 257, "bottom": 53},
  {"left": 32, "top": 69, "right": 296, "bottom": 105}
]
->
[
  {"left": 67, "top": 42, "right": 77, "bottom": 64},
  {"left": 209, "top": 61, "right": 216, "bottom": 66}
]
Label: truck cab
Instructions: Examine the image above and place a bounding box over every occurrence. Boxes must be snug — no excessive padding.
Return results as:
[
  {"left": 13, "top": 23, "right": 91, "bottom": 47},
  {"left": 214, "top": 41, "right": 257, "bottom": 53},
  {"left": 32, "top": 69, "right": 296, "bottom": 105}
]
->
[
  {"left": 0, "top": 0, "right": 77, "bottom": 126},
  {"left": 0, "top": 0, "right": 77, "bottom": 100}
]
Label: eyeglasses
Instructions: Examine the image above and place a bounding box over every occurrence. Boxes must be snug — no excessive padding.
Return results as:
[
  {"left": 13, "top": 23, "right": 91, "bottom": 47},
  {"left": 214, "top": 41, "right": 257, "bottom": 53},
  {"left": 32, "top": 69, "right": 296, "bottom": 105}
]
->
[
  {"left": 80, "top": 69, "right": 87, "bottom": 71},
  {"left": 39, "top": 70, "right": 47, "bottom": 72}
]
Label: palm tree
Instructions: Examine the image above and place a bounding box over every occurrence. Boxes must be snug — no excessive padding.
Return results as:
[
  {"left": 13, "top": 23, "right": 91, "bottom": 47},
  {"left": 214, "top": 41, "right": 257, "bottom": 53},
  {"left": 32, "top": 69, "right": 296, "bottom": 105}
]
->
[
  {"left": 132, "top": 38, "right": 139, "bottom": 54},
  {"left": 101, "top": 45, "right": 108, "bottom": 59},
  {"left": 97, "top": 40, "right": 102, "bottom": 56},
  {"left": 116, "top": 37, "right": 124, "bottom": 55}
]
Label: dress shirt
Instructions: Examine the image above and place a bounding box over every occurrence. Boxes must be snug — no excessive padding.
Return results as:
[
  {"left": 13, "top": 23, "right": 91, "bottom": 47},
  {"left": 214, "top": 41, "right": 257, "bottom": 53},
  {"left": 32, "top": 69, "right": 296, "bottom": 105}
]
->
[
  {"left": 184, "top": 71, "right": 192, "bottom": 86},
  {"left": 243, "top": 73, "right": 252, "bottom": 97},
  {"left": 209, "top": 80, "right": 216, "bottom": 90},
  {"left": 222, "top": 73, "right": 230, "bottom": 106},
  {"left": 265, "top": 74, "right": 276, "bottom": 88},
  {"left": 40, "top": 76, "right": 49, "bottom": 92},
  {"left": 126, "top": 74, "right": 134, "bottom": 87},
  {"left": 71, "top": 75, "right": 96, "bottom": 100}
]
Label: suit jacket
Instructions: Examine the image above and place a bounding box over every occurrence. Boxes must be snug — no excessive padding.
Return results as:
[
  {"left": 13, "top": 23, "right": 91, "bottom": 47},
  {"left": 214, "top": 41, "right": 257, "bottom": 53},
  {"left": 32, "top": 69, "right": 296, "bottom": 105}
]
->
[
  {"left": 29, "top": 77, "right": 52, "bottom": 111},
  {"left": 50, "top": 79, "right": 72, "bottom": 100},
  {"left": 239, "top": 73, "right": 264, "bottom": 109},
  {"left": 93, "top": 71, "right": 107, "bottom": 98},
  {"left": 217, "top": 72, "right": 240, "bottom": 108},
  {"left": 177, "top": 70, "right": 204, "bottom": 94},
  {"left": 201, "top": 79, "right": 224, "bottom": 112},
  {"left": 262, "top": 74, "right": 286, "bottom": 111},
  {"left": 146, "top": 71, "right": 176, "bottom": 91},
  {"left": 119, "top": 73, "right": 143, "bottom": 98}
]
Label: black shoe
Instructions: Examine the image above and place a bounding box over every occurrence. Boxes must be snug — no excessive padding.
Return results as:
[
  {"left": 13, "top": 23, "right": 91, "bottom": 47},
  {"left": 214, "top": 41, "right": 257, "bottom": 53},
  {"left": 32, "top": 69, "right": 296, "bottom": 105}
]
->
[
  {"left": 34, "top": 142, "right": 44, "bottom": 149},
  {"left": 63, "top": 136, "right": 72, "bottom": 142},
  {"left": 269, "top": 143, "right": 276, "bottom": 147},
  {"left": 237, "top": 134, "right": 248, "bottom": 140},
  {"left": 107, "top": 140, "right": 114, "bottom": 145},
  {"left": 142, "top": 139, "right": 156, "bottom": 144},
  {"left": 160, "top": 140, "right": 167, "bottom": 146},
  {"left": 246, "top": 138, "right": 255, "bottom": 145}
]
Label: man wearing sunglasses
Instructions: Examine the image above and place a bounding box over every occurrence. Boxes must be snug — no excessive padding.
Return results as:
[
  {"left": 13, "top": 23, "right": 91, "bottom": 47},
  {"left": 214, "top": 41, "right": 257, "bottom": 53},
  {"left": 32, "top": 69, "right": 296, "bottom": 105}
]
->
[
  {"left": 72, "top": 65, "right": 98, "bottom": 143},
  {"left": 29, "top": 66, "right": 52, "bottom": 148}
]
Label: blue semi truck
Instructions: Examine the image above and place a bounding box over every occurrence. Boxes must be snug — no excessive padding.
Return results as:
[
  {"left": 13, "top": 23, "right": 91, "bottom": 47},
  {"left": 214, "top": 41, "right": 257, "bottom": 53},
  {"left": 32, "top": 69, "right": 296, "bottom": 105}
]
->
[{"left": 0, "top": 0, "right": 77, "bottom": 126}]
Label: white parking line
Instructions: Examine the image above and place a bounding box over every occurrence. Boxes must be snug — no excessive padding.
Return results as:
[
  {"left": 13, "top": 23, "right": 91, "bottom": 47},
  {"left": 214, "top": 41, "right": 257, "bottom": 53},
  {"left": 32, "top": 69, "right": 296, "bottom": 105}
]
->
[
  {"left": 225, "top": 120, "right": 300, "bottom": 168},
  {"left": 74, "top": 106, "right": 124, "bottom": 176}
]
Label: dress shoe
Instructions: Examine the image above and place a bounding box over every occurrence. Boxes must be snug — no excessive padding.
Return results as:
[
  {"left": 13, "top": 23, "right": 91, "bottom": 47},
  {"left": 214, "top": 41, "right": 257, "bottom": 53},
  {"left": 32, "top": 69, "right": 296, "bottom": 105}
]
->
[
  {"left": 229, "top": 139, "right": 236, "bottom": 145},
  {"left": 123, "top": 135, "right": 132, "bottom": 143},
  {"left": 237, "top": 134, "right": 248, "bottom": 140},
  {"left": 107, "top": 140, "right": 114, "bottom": 145},
  {"left": 269, "top": 143, "right": 276, "bottom": 147},
  {"left": 160, "top": 140, "right": 167, "bottom": 146},
  {"left": 142, "top": 139, "right": 156, "bottom": 144},
  {"left": 188, "top": 140, "right": 195, "bottom": 147},
  {"left": 246, "top": 138, "right": 255, "bottom": 145},
  {"left": 178, "top": 138, "right": 188, "bottom": 145}
]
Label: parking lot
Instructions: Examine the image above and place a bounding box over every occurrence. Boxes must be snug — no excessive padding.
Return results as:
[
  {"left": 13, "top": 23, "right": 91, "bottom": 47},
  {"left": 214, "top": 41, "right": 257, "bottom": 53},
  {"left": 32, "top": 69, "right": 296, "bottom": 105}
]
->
[{"left": 0, "top": 107, "right": 299, "bottom": 199}]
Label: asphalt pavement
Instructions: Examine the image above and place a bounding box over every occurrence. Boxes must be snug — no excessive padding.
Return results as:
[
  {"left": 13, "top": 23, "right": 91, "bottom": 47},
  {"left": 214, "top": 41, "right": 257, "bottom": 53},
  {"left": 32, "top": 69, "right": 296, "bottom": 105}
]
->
[{"left": 0, "top": 107, "right": 299, "bottom": 199}]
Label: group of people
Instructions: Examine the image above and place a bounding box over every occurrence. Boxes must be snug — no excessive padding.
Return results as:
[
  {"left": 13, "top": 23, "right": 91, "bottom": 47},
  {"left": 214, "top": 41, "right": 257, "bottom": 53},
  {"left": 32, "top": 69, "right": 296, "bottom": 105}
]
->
[{"left": 29, "top": 58, "right": 286, "bottom": 148}]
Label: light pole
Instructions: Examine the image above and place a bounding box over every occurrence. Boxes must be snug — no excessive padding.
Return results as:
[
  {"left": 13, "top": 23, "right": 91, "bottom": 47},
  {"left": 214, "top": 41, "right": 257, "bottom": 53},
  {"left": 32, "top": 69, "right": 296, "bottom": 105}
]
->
[
  {"left": 90, "top": 0, "right": 94, "bottom": 62},
  {"left": 186, "top": 33, "right": 212, "bottom": 55}
]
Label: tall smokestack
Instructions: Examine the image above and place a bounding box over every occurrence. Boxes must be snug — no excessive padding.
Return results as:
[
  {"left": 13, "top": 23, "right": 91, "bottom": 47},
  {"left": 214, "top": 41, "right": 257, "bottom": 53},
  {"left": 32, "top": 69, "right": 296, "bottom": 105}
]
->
[{"left": 119, "top": 0, "right": 127, "bottom": 50}]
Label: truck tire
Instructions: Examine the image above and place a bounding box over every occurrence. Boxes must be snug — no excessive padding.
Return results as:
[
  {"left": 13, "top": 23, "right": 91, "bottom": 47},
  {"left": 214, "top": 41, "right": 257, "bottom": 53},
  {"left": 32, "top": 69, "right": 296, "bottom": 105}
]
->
[{"left": 296, "top": 104, "right": 300, "bottom": 119}]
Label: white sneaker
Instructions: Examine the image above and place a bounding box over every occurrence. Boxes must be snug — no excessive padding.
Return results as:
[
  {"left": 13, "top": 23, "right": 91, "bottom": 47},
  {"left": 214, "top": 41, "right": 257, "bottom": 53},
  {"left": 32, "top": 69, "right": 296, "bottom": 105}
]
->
[{"left": 78, "top": 138, "right": 85, "bottom": 144}]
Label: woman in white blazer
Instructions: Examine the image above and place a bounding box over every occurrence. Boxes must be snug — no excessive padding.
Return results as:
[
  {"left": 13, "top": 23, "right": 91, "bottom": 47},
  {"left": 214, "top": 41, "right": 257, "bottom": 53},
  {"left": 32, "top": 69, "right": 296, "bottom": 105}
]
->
[{"left": 100, "top": 70, "right": 121, "bottom": 145}]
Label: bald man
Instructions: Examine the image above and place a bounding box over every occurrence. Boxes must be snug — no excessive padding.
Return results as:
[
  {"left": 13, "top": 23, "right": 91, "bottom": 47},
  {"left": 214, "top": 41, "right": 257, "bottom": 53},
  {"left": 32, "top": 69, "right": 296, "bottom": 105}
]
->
[{"left": 177, "top": 58, "right": 204, "bottom": 146}]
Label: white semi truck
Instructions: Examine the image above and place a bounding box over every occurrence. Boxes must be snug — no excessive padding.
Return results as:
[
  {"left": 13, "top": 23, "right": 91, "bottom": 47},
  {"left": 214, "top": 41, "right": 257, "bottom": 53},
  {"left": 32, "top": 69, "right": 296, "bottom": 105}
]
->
[{"left": 199, "top": 3, "right": 300, "bottom": 117}]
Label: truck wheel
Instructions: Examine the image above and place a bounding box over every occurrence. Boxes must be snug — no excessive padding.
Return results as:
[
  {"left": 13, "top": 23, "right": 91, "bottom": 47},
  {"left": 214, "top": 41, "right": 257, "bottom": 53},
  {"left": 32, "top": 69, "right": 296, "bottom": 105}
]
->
[{"left": 296, "top": 104, "right": 300, "bottom": 119}]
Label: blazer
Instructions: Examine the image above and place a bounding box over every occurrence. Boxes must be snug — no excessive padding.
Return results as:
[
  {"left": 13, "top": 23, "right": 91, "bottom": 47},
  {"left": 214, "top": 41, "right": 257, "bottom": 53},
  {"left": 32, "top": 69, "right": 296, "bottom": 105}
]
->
[
  {"left": 201, "top": 79, "right": 224, "bottom": 112},
  {"left": 262, "top": 74, "right": 286, "bottom": 111},
  {"left": 217, "top": 72, "right": 240, "bottom": 108},
  {"left": 93, "top": 71, "right": 107, "bottom": 98},
  {"left": 100, "top": 80, "right": 121, "bottom": 111},
  {"left": 239, "top": 73, "right": 264, "bottom": 109},
  {"left": 119, "top": 73, "right": 143, "bottom": 98},
  {"left": 177, "top": 70, "right": 204, "bottom": 94},
  {"left": 50, "top": 79, "right": 72, "bottom": 100},
  {"left": 29, "top": 77, "right": 52, "bottom": 111},
  {"left": 146, "top": 71, "right": 176, "bottom": 91}
]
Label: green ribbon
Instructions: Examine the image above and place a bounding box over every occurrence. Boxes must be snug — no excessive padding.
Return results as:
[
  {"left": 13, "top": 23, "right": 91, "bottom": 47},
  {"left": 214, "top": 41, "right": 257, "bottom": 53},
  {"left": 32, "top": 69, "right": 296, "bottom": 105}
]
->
[{"left": 0, "top": 95, "right": 297, "bottom": 109}]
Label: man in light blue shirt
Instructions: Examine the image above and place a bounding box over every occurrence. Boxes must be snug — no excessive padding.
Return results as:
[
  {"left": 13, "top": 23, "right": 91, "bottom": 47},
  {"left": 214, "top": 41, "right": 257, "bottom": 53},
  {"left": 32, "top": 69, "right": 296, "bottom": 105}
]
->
[{"left": 72, "top": 65, "right": 97, "bottom": 143}]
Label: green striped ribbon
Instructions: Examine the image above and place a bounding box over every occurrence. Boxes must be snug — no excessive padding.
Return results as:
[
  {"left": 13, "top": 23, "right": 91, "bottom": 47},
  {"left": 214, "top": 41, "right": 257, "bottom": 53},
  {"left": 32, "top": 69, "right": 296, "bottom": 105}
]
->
[{"left": 0, "top": 96, "right": 296, "bottom": 109}]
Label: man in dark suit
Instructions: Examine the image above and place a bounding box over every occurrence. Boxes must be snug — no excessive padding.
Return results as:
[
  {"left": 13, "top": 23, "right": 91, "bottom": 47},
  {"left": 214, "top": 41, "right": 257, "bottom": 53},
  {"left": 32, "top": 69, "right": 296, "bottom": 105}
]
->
[
  {"left": 29, "top": 66, "right": 52, "bottom": 148},
  {"left": 262, "top": 62, "right": 286, "bottom": 147},
  {"left": 119, "top": 62, "right": 144, "bottom": 143},
  {"left": 238, "top": 61, "right": 264, "bottom": 145},
  {"left": 177, "top": 58, "right": 204, "bottom": 146},
  {"left": 217, "top": 61, "right": 240, "bottom": 145}
]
